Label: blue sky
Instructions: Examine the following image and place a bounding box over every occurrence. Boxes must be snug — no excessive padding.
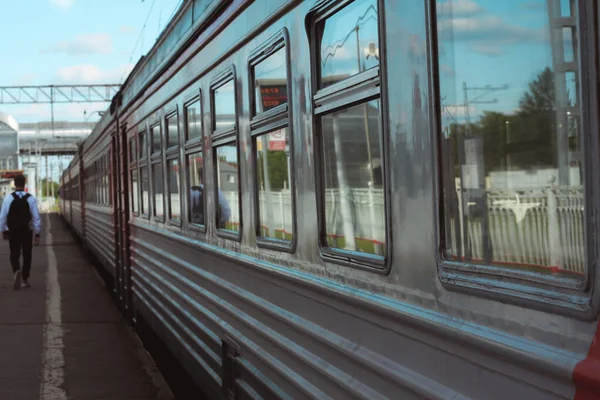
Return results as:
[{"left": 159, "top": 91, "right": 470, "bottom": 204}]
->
[
  {"left": 437, "top": 0, "right": 572, "bottom": 125},
  {"left": 1, "top": 0, "right": 181, "bottom": 123}
]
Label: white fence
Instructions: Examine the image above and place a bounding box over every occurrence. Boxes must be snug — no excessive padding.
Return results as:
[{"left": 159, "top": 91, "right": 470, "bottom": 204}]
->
[
  {"left": 146, "top": 185, "right": 586, "bottom": 273},
  {"left": 448, "top": 186, "right": 585, "bottom": 275}
]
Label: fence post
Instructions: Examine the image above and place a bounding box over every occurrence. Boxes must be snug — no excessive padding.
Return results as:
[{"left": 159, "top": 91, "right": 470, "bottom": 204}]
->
[{"left": 547, "top": 186, "right": 562, "bottom": 272}]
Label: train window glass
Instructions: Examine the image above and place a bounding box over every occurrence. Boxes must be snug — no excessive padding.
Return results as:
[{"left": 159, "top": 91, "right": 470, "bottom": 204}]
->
[
  {"left": 151, "top": 124, "right": 161, "bottom": 154},
  {"left": 166, "top": 113, "right": 179, "bottom": 149},
  {"left": 130, "top": 138, "right": 137, "bottom": 164},
  {"left": 436, "top": 0, "right": 586, "bottom": 279},
  {"left": 153, "top": 162, "right": 164, "bottom": 219},
  {"left": 255, "top": 127, "right": 292, "bottom": 241},
  {"left": 188, "top": 151, "right": 205, "bottom": 226},
  {"left": 141, "top": 166, "right": 149, "bottom": 215},
  {"left": 139, "top": 131, "right": 147, "bottom": 159},
  {"left": 318, "top": 0, "right": 379, "bottom": 89},
  {"left": 215, "top": 143, "right": 239, "bottom": 232},
  {"left": 168, "top": 159, "right": 181, "bottom": 221},
  {"left": 321, "top": 100, "right": 385, "bottom": 256},
  {"left": 213, "top": 80, "right": 235, "bottom": 131},
  {"left": 253, "top": 47, "right": 287, "bottom": 116},
  {"left": 131, "top": 169, "right": 139, "bottom": 214},
  {"left": 186, "top": 99, "right": 202, "bottom": 141}
]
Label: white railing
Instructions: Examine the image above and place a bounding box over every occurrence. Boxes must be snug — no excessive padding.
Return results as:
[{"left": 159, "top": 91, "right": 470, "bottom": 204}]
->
[
  {"left": 449, "top": 186, "right": 585, "bottom": 275},
  {"left": 153, "top": 186, "right": 586, "bottom": 273}
]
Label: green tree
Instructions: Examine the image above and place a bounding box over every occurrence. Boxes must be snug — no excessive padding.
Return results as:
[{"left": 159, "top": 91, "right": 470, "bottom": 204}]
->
[
  {"left": 40, "top": 178, "right": 60, "bottom": 198},
  {"left": 257, "top": 150, "right": 288, "bottom": 190}
]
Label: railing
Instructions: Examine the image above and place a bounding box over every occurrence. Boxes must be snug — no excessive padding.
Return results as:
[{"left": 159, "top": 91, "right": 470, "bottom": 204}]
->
[
  {"left": 144, "top": 186, "right": 586, "bottom": 274},
  {"left": 448, "top": 186, "right": 585, "bottom": 275}
]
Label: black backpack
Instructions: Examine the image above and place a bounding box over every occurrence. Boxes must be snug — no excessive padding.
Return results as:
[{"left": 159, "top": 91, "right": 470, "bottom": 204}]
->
[{"left": 7, "top": 192, "right": 32, "bottom": 233}]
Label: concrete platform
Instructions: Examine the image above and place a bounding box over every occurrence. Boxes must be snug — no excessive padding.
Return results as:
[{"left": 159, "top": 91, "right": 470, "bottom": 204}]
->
[{"left": 0, "top": 214, "right": 174, "bottom": 400}]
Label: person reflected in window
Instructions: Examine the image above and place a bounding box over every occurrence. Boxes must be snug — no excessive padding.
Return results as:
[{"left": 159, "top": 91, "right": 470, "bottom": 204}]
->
[{"left": 190, "top": 185, "right": 231, "bottom": 228}]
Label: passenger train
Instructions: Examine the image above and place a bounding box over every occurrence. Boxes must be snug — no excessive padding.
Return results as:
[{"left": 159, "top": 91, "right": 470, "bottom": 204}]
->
[{"left": 60, "top": 0, "right": 600, "bottom": 398}]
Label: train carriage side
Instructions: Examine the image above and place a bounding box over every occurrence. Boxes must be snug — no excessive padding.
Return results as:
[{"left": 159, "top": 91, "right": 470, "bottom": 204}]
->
[
  {"left": 111, "top": 0, "right": 600, "bottom": 399},
  {"left": 80, "top": 116, "right": 119, "bottom": 282},
  {"left": 67, "top": 154, "right": 85, "bottom": 239}
]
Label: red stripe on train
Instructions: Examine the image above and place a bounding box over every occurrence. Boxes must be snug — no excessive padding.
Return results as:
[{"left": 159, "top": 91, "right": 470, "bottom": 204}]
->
[{"left": 573, "top": 321, "right": 600, "bottom": 399}]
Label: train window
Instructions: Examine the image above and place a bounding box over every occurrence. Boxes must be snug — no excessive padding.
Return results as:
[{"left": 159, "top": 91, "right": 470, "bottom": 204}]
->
[
  {"left": 435, "top": 1, "right": 588, "bottom": 292},
  {"left": 139, "top": 131, "right": 147, "bottom": 159},
  {"left": 252, "top": 46, "right": 287, "bottom": 116},
  {"left": 131, "top": 169, "right": 139, "bottom": 215},
  {"left": 214, "top": 143, "right": 239, "bottom": 232},
  {"left": 185, "top": 99, "right": 202, "bottom": 142},
  {"left": 151, "top": 123, "right": 161, "bottom": 154},
  {"left": 129, "top": 138, "right": 137, "bottom": 165},
  {"left": 168, "top": 159, "right": 181, "bottom": 222},
  {"left": 255, "top": 128, "right": 293, "bottom": 242},
  {"left": 166, "top": 112, "right": 179, "bottom": 149},
  {"left": 213, "top": 79, "right": 235, "bottom": 132},
  {"left": 187, "top": 151, "right": 205, "bottom": 226},
  {"left": 141, "top": 166, "right": 149, "bottom": 216},
  {"left": 308, "top": 0, "right": 388, "bottom": 268},
  {"left": 317, "top": 0, "right": 379, "bottom": 89},
  {"left": 249, "top": 31, "right": 295, "bottom": 250},
  {"left": 153, "top": 162, "right": 164, "bottom": 219}
]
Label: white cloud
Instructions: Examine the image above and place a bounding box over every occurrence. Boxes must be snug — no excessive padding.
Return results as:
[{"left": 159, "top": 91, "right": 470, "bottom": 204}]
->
[
  {"left": 437, "top": 0, "right": 484, "bottom": 17},
  {"left": 119, "top": 26, "right": 135, "bottom": 34},
  {"left": 46, "top": 33, "right": 113, "bottom": 56},
  {"left": 50, "top": 0, "right": 75, "bottom": 11},
  {"left": 54, "top": 64, "right": 133, "bottom": 84},
  {"left": 7, "top": 103, "right": 104, "bottom": 123},
  {"left": 14, "top": 73, "right": 37, "bottom": 85}
]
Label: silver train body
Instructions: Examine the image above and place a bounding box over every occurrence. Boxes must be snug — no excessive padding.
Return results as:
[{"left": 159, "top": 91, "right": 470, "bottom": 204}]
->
[{"left": 60, "top": 1, "right": 600, "bottom": 399}]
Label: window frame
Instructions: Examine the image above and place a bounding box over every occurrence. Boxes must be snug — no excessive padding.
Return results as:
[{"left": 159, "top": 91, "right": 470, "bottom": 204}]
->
[
  {"left": 184, "top": 91, "right": 207, "bottom": 233},
  {"left": 129, "top": 134, "right": 140, "bottom": 216},
  {"left": 248, "top": 29, "right": 297, "bottom": 253},
  {"left": 307, "top": 0, "right": 391, "bottom": 273},
  {"left": 165, "top": 106, "right": 180, "bottom": 155},
  {"left": 164, "top": 106, "right": 182, "bottom": 226},
  {"left": 210, "top": 65, "right": 242, "bottom": 241},
  {"left": 138, "top": 124, "right": 150, "bottom": 219},
  {"left": 429, "top": 0, "right": 600, "bottom": 319}
]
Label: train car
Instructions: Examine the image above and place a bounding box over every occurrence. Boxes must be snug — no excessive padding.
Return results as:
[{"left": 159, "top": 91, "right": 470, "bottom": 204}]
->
[
  {"left": 79, "top": 115, "right": 119, "bottom": 284},
  {"left": 60, "top": 0, "right": 600, "bottom": 399}
]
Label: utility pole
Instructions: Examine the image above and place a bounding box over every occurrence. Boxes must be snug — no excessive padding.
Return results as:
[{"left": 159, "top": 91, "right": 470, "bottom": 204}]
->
[{"left": 460, "top": 82, "right": 508, "bottom": 264}]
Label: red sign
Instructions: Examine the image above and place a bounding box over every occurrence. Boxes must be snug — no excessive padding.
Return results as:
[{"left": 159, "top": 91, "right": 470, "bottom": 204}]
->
[{"left": 259, "top": 84, "right": 287, "bottom": 112}]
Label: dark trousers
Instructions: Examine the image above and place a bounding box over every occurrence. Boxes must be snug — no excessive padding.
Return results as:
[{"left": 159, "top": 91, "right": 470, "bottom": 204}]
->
[{"left": 9, "top": 230, "right": 33, "bottom": 281}]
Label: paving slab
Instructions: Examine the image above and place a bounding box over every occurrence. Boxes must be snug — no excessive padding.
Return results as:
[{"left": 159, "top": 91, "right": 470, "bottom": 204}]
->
[{"left": 0, "top": 213, "right": 173, "bottom": 400}]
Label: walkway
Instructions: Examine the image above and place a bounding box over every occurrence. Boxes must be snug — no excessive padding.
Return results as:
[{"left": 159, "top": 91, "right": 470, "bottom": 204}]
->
[{"left": 0, "top": 213, "right": 173, "bottom": 400}]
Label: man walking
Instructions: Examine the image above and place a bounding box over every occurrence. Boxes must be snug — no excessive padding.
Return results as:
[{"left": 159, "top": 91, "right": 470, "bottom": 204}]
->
[{"left": 0, "top": 175, "right": 41, "bottom": 290}]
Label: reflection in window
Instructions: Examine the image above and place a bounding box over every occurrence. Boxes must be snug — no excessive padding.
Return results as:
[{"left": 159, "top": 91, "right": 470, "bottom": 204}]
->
[
  {"left": 168, "top": 159, "right": 180, "bottom": 221},
  {"left": 437, "top": 0, "right": 585, "bottom": 277},
  {"left": 130, "top": 138, "right": 137, "bottom": 163},
  {"left": 167, "top": 114, "right": 179, "bottom": 148},
  {"left": 215, "top": 144, "right": 238, "bottom": 232},
  {"left": 213, "top": 80, "right": 235, "bottom": 130},
  {"left": 131, "top": 169, "right": 139, "bottom": 214},
  {"left": 186, "top": 100, "right": 202, "bottom": 141},
  {"left": 188, "top": 152, "right": 204, "bottom": 225},
  {"left": 319, "top": 0, "right": 379, "bottom": 88},
  {"left": 322, "top": 101, "right": 384, "bottom": 256},
  {"left": 152, "top": 124, "right": 161, "bottom": 154},
  {"left": 256, "top": 128, "right": 292, "bottom": 241},
  {"left": 139, "top": 132, "right": 147, "bottom": 159},
  {"left": 141, "top": 166, "right": 149, "bottom": 215},
  {"left": 253, "top": 47, "right": 287, "bottom": 115},
  {"left": 153, "top": 163, "right": 164, "bottom": 219}
]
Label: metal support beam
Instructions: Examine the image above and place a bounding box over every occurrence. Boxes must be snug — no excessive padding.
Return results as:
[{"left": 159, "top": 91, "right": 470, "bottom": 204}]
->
[{"left": 0, "top": 84, "right": 121, "bottom": 104}]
